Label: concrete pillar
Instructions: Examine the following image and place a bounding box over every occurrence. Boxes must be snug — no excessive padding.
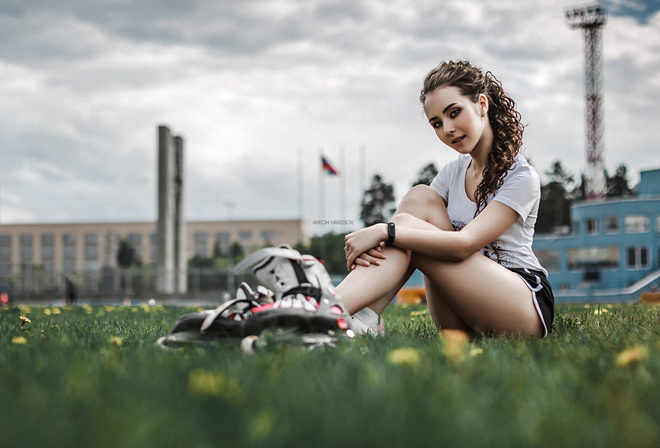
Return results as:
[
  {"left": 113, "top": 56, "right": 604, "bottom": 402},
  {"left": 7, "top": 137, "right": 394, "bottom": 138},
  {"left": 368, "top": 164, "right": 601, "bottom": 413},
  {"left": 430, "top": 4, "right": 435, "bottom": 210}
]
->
[{"left": 157, "top": 125, "right": 187, "bottom": 294}]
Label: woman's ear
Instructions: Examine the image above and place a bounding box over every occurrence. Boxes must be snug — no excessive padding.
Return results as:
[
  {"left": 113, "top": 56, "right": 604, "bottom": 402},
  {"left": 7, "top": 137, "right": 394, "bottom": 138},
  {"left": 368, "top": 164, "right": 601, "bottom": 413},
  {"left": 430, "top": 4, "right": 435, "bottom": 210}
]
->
[{"left": 479, "top": 94, "right": 489, "bottom": 117}]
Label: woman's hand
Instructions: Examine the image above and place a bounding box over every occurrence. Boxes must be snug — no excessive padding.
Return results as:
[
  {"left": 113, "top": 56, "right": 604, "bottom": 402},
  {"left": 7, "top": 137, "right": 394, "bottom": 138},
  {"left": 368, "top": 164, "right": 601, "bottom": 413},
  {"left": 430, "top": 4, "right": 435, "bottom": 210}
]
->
[{"left": 344, "top": 223, "right": 388, "bottom": 270}]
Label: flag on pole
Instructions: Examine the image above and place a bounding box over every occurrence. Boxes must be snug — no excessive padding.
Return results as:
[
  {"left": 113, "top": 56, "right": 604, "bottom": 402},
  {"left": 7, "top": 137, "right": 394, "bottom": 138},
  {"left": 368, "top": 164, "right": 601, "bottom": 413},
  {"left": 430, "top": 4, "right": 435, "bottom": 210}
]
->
[{"left": 321, "top": 155, "right": 339, "bottom": 176}]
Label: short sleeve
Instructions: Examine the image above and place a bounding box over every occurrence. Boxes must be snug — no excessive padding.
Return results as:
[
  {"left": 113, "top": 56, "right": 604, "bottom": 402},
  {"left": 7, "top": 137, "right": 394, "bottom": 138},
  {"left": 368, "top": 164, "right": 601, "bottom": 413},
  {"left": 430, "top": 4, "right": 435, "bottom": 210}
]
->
[
  {"left": 430, "top": 157, "right": 462, "bottom": 202},
  {"left": 492, "top": 162, "right": 540, "bottom": 223}
]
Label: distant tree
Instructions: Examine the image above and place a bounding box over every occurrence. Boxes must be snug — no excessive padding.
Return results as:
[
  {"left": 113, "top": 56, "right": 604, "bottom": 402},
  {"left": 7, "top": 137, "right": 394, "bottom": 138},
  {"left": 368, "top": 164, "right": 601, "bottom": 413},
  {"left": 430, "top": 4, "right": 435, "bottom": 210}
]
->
[
  {"left": 537, "top": 161, "right": 575, "bottom": 234},
  {"left": 412, "top": 162, "right": 439, "bottom": 187},
  {"left": 360, "top": 173, "right": 396, "bottom": 227},
  {"left": 606, "top": 164, "right": 635, "bottom": 197},
  {"left": 212, "top": 241, "right": 223, "bottom": 258},
  {"left": 188, "top": 255, "right": 215, "bottom": 269},
  {"left": 117, "top": 239, "right": 141, "bottom": 268},
  {"left": 302, "top": 232, "right": 347, "bottom": 276},
  {"left": 230, "top": 241, "right": 244, "bottom": 262}
]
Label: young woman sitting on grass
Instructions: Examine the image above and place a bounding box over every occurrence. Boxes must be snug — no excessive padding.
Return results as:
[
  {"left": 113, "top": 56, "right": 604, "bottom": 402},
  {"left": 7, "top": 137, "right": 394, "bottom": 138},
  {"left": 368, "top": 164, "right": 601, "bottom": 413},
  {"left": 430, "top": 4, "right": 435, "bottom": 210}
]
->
[{"left": 336, "top": 60, "right": 554, "bottom": 339}]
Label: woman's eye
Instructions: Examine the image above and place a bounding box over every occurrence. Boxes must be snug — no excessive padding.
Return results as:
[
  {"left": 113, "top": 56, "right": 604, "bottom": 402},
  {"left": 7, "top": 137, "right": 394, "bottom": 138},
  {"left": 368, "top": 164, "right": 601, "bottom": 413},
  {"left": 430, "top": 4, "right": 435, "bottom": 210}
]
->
[
  {"left": 450, "top": 108, "right": 460, "bottom": 118},
  {"left": 433, "top": 121, "right": 442, "bottom": 128}
]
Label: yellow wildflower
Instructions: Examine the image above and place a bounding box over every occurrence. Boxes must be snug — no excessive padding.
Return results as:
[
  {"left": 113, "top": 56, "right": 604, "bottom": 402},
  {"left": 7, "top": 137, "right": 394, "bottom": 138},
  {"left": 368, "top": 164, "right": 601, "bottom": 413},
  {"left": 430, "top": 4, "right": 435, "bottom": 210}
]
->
[
  {"left": 44, "top": 308, "right": 52, "bottom": 315},
  {"left": 441, "top": 329, "right": 469, "bottom": 363},
  {"left": 188, "top": 369, "right": 244, "bottom": 402},
  {"left": 52, "top": 307, "right": 61, "bottom": 315},
  {"left": 616, "top": 345, "right": 649, "bottom": 366},
  {"left": 108, "top": 336, "right": 123, "bottom": 346},
  {"left": 249, "top": 411, "right": 274, "bottom": 441},
  {"left": 386, "top": 347, "right": 421, "bottom": 367},
  {"left": 12, "top": 336, "right": 27, "bottom": 345},
  {"left": 20, "top": 316, "right": 31, "bottom": 326}
]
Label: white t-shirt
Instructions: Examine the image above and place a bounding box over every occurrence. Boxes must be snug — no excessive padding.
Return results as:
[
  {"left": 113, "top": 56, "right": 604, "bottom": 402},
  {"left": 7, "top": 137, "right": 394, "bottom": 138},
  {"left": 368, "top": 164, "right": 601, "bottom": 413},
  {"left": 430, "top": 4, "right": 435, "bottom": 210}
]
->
[{"left": 430, "top": 153, "right": 547, "bottom": 276}]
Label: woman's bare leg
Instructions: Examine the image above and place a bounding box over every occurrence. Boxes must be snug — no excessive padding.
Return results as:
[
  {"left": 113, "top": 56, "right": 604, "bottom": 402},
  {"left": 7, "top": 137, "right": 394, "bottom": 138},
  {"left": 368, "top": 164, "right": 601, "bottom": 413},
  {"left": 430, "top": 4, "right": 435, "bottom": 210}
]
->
[
  {"left": 336, "top": 185, "right": 453, "bottom": 315},
  {"left": 413, "top": 251, "right": 543, "bottom": 337}
]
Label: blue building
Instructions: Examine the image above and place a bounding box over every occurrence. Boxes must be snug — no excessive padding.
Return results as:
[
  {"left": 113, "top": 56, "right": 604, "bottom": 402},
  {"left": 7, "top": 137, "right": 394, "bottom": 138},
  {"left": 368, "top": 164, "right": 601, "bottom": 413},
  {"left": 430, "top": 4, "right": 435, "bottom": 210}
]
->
[{"left": 532, "top": 168, "right": 660, "bottom": 303}]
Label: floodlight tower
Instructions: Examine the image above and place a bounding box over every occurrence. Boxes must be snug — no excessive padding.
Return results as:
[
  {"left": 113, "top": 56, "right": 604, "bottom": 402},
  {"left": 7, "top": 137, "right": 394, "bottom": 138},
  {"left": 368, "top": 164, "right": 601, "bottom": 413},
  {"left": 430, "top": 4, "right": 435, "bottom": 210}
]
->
[{"left": 565, "top": 2, "right": 607, "bottom": 200}]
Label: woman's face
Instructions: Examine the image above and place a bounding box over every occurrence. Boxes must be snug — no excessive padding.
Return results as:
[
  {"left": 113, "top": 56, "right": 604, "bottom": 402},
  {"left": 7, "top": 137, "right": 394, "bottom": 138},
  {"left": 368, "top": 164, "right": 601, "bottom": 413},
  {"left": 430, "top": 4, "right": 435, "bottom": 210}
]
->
[{"left": 424, "top": 86, "right": 490, "bottom": 156}]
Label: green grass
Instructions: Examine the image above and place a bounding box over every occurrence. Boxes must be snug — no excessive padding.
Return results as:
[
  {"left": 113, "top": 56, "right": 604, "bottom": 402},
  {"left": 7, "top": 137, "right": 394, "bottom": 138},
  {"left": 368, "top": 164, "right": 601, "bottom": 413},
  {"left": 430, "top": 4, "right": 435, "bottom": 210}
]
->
[{"left": 2, "top": 302, "right": 660, "bottom": 448}]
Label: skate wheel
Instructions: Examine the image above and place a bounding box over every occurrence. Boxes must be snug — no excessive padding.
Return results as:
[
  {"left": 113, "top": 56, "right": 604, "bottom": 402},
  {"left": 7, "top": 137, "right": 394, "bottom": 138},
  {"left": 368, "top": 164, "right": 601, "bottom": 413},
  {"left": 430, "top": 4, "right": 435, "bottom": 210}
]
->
[{"left": 240, "top": 335, "right": 259, "bottom": 354}]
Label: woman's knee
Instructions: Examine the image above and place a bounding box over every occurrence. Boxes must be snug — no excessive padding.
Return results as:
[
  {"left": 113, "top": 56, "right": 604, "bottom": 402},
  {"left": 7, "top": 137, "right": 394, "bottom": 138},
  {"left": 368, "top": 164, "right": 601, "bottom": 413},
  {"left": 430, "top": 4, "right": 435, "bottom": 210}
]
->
[
  {"left": 396, "top": 185, "right": 441, "bottom": 215},
  {"left": 395, "top": 185, "right": 452, "bottom": 229}
]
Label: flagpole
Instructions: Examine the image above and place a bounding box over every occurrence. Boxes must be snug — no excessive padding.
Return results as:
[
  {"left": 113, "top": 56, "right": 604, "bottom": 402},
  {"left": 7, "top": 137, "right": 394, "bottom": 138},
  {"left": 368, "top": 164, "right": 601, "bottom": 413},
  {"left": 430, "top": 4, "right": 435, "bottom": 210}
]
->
[
  {"left": 319, "top": 150, "right": 327, "bottom": 260},
  {"left": 340, "top": 146, "right": 345, "bottom": 226},
  {"left": 297, "top": 148, "right": 303, "bottom": 219}
]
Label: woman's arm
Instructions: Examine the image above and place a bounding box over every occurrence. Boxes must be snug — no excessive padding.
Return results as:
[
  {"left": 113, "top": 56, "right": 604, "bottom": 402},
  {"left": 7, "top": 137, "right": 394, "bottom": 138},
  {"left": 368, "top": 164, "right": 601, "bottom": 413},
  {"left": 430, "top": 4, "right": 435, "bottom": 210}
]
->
[
  {"left": 393, "top": 201, "right": 519, "bottom": 260},
  {"left": 344, "top": 200, "right": 520, "bottom": 269}
]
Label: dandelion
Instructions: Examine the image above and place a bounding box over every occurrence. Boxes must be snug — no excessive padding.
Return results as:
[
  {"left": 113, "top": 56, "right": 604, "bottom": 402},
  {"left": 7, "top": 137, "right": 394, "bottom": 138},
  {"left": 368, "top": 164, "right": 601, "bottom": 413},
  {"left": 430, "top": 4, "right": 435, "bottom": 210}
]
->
[
  {"left": 12, "top": 336, "right": 27, "bottom": 345},
  {"left": 387, "top": 347, "right": 421, "bottom": 367},
  {"left": 616, "top": 345, "right": 649, "bottom": 366},
  {"left": 441, "top": 329, "right": 469, "bottom": 363},
  {"left": 188, "top": 369, "right": 244, "bottom": 402},
  {"left": 593, "top": 309, "right": 609, "bottom": 315},
  {"left": 470, "top": 348, "right": 484, "bottom": 357},
  {"left": 20, "top": 316, "right": 31, "bottom": 326},
  {"left": 44, "top": 308, "right": 52, "bottom": 315},
  {"left": 249, "top": 411, "right": 274, "bottom": 441},
  {"left": 52, "top": 307, "right": 61, "bottom": 315},
  {"left": 108, "top": 336, "right": 123, "bottom": 346}
]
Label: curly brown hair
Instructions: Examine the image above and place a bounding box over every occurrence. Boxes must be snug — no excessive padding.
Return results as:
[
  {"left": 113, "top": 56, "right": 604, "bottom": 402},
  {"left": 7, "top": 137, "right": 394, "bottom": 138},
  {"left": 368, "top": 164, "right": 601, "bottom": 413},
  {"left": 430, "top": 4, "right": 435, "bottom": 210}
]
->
[{"left": 419, "top": 61, "right": 525, "bottom": 215}]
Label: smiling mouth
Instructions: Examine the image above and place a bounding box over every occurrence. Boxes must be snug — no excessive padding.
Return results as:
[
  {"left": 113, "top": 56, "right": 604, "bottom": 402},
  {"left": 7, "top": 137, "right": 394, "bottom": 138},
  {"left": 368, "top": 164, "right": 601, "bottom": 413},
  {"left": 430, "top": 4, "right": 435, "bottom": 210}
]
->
[{"left": 452, "top": 136, "right": 465, "bottom": 144}]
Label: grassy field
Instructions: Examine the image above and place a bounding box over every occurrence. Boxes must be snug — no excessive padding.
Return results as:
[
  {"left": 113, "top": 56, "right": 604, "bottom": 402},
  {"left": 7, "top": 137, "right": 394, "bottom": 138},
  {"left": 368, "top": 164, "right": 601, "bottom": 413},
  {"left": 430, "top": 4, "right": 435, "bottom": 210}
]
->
[{"left": 2, "top": 302, "right": 660, "bottom": 448}]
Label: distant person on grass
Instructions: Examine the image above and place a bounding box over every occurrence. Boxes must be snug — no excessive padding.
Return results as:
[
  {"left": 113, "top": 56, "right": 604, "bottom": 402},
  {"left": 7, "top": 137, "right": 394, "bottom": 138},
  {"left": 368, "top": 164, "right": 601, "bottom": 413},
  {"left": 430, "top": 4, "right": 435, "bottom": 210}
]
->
[{"left": 337, "top": 60, "right": 554, "bottom": 339}]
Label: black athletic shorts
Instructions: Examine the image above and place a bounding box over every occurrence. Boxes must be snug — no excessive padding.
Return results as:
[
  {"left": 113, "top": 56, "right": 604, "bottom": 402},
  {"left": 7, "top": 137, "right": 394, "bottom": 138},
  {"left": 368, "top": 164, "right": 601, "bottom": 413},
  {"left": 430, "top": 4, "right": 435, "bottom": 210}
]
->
[{"left": 509, "top": 267, "right": 555, "bottom": 337}]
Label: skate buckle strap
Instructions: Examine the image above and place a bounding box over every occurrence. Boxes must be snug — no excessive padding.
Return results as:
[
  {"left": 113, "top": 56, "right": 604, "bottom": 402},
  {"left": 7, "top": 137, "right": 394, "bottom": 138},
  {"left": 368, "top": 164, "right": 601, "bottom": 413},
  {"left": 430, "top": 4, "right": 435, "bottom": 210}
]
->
[
  {"left": 200, "top": 298, "right": 254, "bottom": 333},
  {"left": 234, "top": 246, "right": 303, "bottom": 275}
]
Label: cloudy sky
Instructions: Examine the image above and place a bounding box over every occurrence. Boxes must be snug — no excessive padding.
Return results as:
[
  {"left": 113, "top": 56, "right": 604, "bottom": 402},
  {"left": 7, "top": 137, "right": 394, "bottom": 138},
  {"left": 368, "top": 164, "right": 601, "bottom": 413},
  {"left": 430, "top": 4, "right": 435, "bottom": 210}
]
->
[{"left": 2, "top": 0, "right": 659, "bottom": 234}]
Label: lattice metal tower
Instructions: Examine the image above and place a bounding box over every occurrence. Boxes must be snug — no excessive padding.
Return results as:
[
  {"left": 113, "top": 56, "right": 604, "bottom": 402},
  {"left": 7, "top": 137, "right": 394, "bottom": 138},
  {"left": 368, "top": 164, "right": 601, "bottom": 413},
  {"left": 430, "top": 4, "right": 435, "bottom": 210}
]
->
[{"left": 565, "top": 3, "right": 607, "bottom": 200}]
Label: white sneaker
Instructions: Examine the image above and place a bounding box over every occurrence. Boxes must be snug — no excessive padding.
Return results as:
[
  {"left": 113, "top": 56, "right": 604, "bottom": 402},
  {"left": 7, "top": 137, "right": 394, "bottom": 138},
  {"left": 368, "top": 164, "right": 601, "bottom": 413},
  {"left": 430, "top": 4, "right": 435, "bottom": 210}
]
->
[{"left": 350, "top": 314, "right": 386, "bottom": 337}]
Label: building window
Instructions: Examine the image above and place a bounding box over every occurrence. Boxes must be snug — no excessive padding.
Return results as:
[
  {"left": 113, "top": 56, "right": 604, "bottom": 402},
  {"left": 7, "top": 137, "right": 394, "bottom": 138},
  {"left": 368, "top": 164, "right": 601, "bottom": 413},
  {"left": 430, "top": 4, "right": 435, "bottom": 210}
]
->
[
  {"left": 41, "top": 248, "right": 55, "bottom": 262},
  {"left": 127, "top": 233, "right": 143, "bottom": 259},
  {"left": 627, "top": 246, "right": 650, "bottom": 270},
  {"left": 0, "top": 235, "right": 11, "bottom": 248},
  {"left": 20, "top": 235, "right": 34, "bottom": 263},
  {"left": 214, "top": 232, "right": 231, "bottom": 256},
  {"left": 63, "top": 234, "right": 77, "bottom": 247},
  {"left": 261, "top": 230, "right": 276, "bottom": 244},
  {"left": 585, "top": 218, "right": 599, "bottom": 235},
  {"left": 193, "top": 232, "right": 208, "bottom": 257},
  {"left": 239, "top": 231, "right": 252, "bottom": 241},
  {"left": 605, "top": 216, "right": 619, "bottom": 234},
  {"left": 0, "top": 236, "right": 11, "bottom": 271},
  {"left": 624, "top": 215, "right": 650, "bottom": 233},
  {"left": 84, "top": 234, "right": 99, "bottom": 261},
  {"left": 567, "top": 246, "right": 619, "bottom": 270},
  {"left": 127, "top": 233, "right": 142, "bottom": 247},
  {"left": 656, "top": 215, "right": 660, "bottom": 234},
  {"left": 0, "top": 249, "right": 11, "bottom": 262},
  {"left": 533, "top": 250, "right": 560, "bottom": 273},
  {"left": 150, "top": 233, "right": 158, "bottom": 263}
]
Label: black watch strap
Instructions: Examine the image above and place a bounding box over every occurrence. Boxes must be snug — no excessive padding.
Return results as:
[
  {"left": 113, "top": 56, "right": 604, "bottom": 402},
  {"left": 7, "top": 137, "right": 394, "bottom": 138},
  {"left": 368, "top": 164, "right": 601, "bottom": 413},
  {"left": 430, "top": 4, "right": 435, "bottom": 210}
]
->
[{"left": 387, "top": 222, "right": 395, "bottom": 245}]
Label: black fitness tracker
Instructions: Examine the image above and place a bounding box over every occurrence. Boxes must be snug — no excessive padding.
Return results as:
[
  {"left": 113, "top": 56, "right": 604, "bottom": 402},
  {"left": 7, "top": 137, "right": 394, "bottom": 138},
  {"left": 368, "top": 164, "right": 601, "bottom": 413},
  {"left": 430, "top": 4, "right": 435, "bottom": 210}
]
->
[{"left": 387, "top": 222, "right": 395, "bottom": 245}]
